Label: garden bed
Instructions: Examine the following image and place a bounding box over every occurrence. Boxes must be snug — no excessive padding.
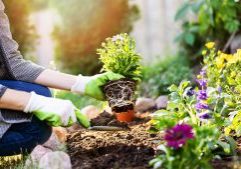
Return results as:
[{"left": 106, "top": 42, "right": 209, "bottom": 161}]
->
[{"left": 67, "top": 112, "right": 241, "bottom": 169}]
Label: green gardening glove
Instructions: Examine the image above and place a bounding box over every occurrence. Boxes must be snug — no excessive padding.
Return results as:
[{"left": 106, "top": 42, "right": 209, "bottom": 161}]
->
[
  {"left": 75, "top": 108, "right": 91, "bottom": 128},
  {"left": 71, "top": 72, "right": 124, "bottom": 100}
]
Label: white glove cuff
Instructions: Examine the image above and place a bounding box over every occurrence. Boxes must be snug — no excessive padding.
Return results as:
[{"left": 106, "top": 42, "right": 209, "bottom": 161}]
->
[
  {"left": 24, "top": 92, "right": 38, "bottom": 113},
  {"left": 71, "top": 75, "right": 91, "bottom": 94}
]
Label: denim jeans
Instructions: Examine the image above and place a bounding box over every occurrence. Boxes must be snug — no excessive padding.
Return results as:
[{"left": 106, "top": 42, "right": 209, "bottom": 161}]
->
[{"left": 0, "top": 81, "right": 52, "bottom": 156}]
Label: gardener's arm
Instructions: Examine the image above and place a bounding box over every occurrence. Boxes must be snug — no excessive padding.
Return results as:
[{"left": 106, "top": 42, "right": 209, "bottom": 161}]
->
[
  {"left": 35, "top": 70, "right": 77, "bottom": 91},
  {"left": 0, "top": 86, "right": 30, "bottom": 111},
  {"left": 35, "top": 69, "right": 124, "bottom": 101}
]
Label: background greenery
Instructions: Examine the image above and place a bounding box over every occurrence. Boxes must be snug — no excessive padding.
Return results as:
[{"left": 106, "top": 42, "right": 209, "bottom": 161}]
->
[
  {"left": 140, "top": 55, "right": 193, "bottom": 97},
  {"left": 52, "top": 0, "right": 140, "bottom": 75},
  {"left": 4, "top": 0, "right": 37, "bottom": 61},
  {"left": 175, "top": 0, "right": 241, "bottom": 64}
]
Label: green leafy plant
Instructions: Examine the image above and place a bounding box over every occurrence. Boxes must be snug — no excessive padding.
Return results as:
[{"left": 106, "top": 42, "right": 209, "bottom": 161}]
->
[
  {"left": 203, "top": 43, "right": 241, "bottom": 137},
  {"left": 140, "top": 55, "right": 193, "bottom": 97},
  {"left": 150, "top": 125, "right": 222, "bottom": 169},
  {"left": 175, "top": 0, "right": 241, "bottom": 61},
  {"left": 149, "top": 43, "right": 240, "bottom": 168},
  {"left": 97, "top": 33, "right": 142, "bottom": 81}
]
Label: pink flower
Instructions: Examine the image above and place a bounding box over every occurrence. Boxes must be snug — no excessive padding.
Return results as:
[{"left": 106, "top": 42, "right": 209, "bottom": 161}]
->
[{"left": 164, "top": 124, "right": 194, "bottom": 149}]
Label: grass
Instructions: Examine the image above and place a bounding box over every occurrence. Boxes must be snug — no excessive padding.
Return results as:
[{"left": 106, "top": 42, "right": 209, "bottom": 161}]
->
[{"left": 0, "top": 155, "right": 26, "bottom": 169}]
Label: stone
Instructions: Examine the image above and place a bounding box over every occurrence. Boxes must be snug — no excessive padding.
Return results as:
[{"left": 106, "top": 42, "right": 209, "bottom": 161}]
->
[
  {"left": 38, "top": 151, "right": 72, "bottom": 169},
  {"left": 230, "top": 34, "right": 241, "bottom": 53},
  {"left": 43, "top": 130, "right": 63, "bottom": 151},
  {"left": 24, "top": 145, "right": 52, "bottom": 168},
  {"left": 53, "top": 127, "right": 68, "bottom": 143},
  {"left": 155, "top": 96, "right": 168, "bottom": 109},
  {"left": 135, "top": 97, "right": 156, "bottom": 112},
  {"left": 81, "top": 105, "right": 101, "bottom": 119}
]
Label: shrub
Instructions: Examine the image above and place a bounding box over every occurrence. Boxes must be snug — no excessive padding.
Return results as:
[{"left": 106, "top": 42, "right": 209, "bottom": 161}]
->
[
  {"left": 140, "top": 55, "right": 193, "bottom": 97},
  {"left": 98, "top": 33, "right": 142, "bottom": 81},
  {"left": 175, "top": 0, "right": 241, "bottom": 62}
]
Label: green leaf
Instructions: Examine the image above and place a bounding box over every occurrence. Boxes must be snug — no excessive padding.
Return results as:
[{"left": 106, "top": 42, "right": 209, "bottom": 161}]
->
[
  {"left": 217, "top": 140, "right": 231, "bottom": 154},
  {"left": 168, "top": 84, "right": 178, "bottom": 92},
  {"left": 175, "top": 2, "right": 190, "bottom": 21},
  {"left": 157, "top": 144, "right": 169, "bottom": 154},
  {"left": 224, "top": 136, "right": 237, "bottom": 155},
  {"left": 184, "top": 32, "right": 195, "bottom": 46},
  {"left": 190, "top": 0, "right": 205, "bottom": 13}
]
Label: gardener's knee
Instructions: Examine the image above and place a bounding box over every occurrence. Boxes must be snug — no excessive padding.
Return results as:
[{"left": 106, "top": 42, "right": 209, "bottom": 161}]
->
[{"left": 26, "top": 117, "right": 52, "bottom": 145}]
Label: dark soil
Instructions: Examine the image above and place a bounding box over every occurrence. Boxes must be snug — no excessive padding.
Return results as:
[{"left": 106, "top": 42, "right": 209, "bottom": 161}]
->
[
  {"left": 67, "top": 112, "right": 241, "bottom": 169},
  {"left": 90, "top": 111, "right": 129, "bottom": 128},
  {"left": 67, "top": 114, "right": 161, "bottom": 169}
]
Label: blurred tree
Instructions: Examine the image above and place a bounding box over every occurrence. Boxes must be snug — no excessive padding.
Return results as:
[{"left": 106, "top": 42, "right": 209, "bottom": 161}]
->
[
  {"left": 52, "top": 0, "right": 140, "bottom": 75},
  {"left": 4, "top": 0, "right": 37, "bottom": 61}
]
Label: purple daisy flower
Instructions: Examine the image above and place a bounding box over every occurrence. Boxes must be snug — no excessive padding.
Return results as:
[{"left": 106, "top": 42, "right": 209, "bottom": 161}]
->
[
  {"left": 217, "top": 86, "right": 222, "bottom": 93},
  {"left": 197, "top": 90, "right": 208, "bottom": 100},
  {"left": 196, "top": 79, "right": 207, "bottom": 88},
  {"left": 164, "top": 124, "right": 194, "bottom": 149},
  {"left": 198, "top": 112, "right": 212, "bottom": 119},
  {"left": 195, "top": 102, "right": 209, "bottom": 110},
  {"left": 200, "top": 69, "right": 207, "bottom": 76},
  {"left": 187, "top": 89, "right": 195, "bottom": 96}
]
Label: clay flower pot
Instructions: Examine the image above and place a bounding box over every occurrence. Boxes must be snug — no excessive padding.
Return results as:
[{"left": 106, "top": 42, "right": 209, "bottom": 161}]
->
[
  {"left": 115, "top": 110, "right": 135, "bottom": 122},
  {"left": 103, "top": 78, "right": 136, "bottom": 122}
]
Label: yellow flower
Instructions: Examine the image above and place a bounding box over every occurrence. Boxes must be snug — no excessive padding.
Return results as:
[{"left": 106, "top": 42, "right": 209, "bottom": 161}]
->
[
  {"left": 227, "top": 56, "right": 237, "bottom": 64},
  {"left": 205, "top": 42, "right": 215, "bottom": 49},
  {"left": 232, "top": 49, "right": 241, "bottom": 62},
  {"left": 216, "top": 57, "right": 225, "bottom": 69},
  {"left": 224, "top": 126, "right": 232, "bottom": 136},
  {"left": 202, "top": 50, "right": 207, "bottom": 56}
]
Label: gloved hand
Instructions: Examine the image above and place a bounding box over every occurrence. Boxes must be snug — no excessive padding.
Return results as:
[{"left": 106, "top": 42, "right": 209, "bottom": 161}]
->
[
  {"left": 71, "top": 72, "right": 124, "bottom": 100},
  {"left": 24, "top": 92, "right": 89, "bottom": 127}
]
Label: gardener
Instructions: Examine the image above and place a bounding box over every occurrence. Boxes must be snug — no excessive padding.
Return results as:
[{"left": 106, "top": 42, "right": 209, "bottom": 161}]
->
[{"left": 0, "top": 0, "right": 123, "bottom": 156}]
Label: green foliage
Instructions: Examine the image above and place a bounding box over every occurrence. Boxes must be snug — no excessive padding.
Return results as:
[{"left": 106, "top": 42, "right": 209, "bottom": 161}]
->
[
  {"left": 149, "top": 43, "right": 241, "bottom": 168},
  {"left": 98, "top": 33, "right": 142, "bottom": 81},
  {"left": 149, "top": 81, "right": 235, "bottom": 168},
  {"left": 140, "top": 55, "right": 193, "bottom": 97},
  {"left": 55, "top": 90, "right": 103, "bottom": 109},
  {"left": 150, "top": 126, "right": 221, "bottom": 169},
  {"left": 150, "top": 109, "right": 185, "bottom": 132},
  {"left": 4, "top": 0, "right": 37, "bottom": 61},
  {"left": 203, "top": 44, "right": 241, "bottom": 136},
  {"left": 53, "top": 0, "right": 140, "bottom": 75},
  {"left": 175, "top": 0, "right": 241, "bottom": 61},
  {"left": 225, "top": 111, "right": 241, "bottom": 137}
]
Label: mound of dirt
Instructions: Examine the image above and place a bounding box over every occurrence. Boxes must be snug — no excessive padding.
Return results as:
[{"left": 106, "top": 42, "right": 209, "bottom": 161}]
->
[{"left": 67, "top": 119, "right": 162, "bottom": 169}]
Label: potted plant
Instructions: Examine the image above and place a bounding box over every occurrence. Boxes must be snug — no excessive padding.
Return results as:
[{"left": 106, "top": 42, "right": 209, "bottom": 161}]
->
[{"left": 97, "top": 33, "right": 142, "bottom": 122}]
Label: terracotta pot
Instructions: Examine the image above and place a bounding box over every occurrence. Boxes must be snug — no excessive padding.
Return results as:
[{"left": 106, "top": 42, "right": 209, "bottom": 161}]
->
[{"left": 115, "top": 110, "right": 135, "bottom": 122}]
